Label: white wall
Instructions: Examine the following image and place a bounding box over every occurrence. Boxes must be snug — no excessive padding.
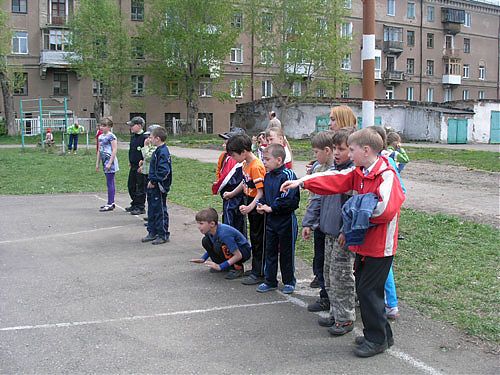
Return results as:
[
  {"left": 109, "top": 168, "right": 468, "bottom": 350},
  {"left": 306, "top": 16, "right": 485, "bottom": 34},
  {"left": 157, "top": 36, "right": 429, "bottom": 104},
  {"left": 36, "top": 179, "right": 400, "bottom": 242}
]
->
[{"left": 470, "top": 102, "right": 500, "bottom": 143}]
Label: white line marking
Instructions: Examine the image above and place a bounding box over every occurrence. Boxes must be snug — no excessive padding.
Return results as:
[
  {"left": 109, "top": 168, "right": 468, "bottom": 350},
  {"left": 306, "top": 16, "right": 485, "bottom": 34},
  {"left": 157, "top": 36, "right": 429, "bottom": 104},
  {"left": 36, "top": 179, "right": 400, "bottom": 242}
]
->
[{"left": 0, "top": 300, "right": 288, "bottom": 332}]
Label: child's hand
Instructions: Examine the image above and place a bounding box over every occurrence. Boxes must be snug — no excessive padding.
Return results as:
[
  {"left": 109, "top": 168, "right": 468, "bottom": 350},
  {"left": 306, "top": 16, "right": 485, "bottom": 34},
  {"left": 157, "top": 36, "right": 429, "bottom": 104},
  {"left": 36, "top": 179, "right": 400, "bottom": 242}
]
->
[
  {"left": 204, "top": 260, "right": 220, "bottom": 271},
  {"left": 281, "top": 180, "right": 301, "bottom": 192},
  {"left": 338, "top": 233, "right": 346, "bottom": 248},
  {"left": 222, "top": 191, "right": 233, "bottom": 200},
  {"left": 95, "top": 165, "right": 99, "bottom": 172},
  {"left": 189, "top": 258, "right": 206, "bottom": 264},
  {"left": 259, "top": 204, "right": 272, "bottom": 213},
  {"left": 239, "top": 205, "right": 252, "bottom": 215},
  {"left": 147, "top": 181, "right": 155, "bottom": 189},
  {"left": 302, "top": 227, "right": 312, "bottom": 240},
  {"left": 256, "top": 204, "right": 265, "bottom": 214}
]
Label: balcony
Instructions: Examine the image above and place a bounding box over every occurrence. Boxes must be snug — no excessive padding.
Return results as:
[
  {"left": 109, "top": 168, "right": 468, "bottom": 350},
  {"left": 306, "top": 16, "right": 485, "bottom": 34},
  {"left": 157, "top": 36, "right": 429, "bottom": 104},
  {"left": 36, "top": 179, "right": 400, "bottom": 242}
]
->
[
  {"left": 382, "top": 70, "right": 405, "bottom": 85},
  {"left": 383, "top": 40, "right": 404, "bottom": 54},
  {"left": 39, "top": 50, "right": 76, "bottom": 79},
  {"left": 442, "top": 57, "right": 462, "bottom": 85},
  {"left": 383, "top": 26, "right": 404, "bottom": 54},
  {"left": 285, "top": 62, "right": 314, "bottom": 77},
  {"left": 443, "top": 48, "right": 461, "bottom": 59},
  {"left": 441, "top": 7, "right": 465, "bottom": 35},
  {"left": 442, "top": 74, "right": 461, "bottom": 85}
]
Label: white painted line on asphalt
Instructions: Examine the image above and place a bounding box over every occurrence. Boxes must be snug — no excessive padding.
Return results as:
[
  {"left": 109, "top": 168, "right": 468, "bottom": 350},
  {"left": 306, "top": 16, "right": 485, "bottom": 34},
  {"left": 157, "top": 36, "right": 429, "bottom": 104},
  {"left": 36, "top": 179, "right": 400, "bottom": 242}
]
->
[{"left": 0, "top": 300, "right": 289, "bottom": 332}]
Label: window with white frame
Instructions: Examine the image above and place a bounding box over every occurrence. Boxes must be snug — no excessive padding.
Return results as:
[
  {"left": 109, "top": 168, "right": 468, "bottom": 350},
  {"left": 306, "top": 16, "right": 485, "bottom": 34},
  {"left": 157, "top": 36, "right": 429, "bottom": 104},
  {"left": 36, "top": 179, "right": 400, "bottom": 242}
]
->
[
  {"left": 462, "top": 90, "right": 470, "bottom": 100},
  {"left": 199, "top": 81, "right": 212, "bottom": 97},
  {"left": 406, "top": 87, "right": 414, "bottom": 101},
  {"left": 375, "top": 55, "right": 381, "bottom": 79},
  {"left": 387, "top": 0, "right": 395, "bottom": 16},
  {"left": 316, "top": 87, "right": 325, "bottom": 97},
  {"left": 92, "top": 80, "right": 103, "bottom": 97},
  {"left": 407, "top": 30, "right": 415, "bottom": 46},
  {"left": 407, "top": 2, "right": 415, "bottom": 19},
  {"left": 385, "top": 86, "right": 394, "bottom": 99},
  {"left": 53, "top": 72, "right": 68, "bottom": 95},
  {"left": 261, "top": 80, "right": 272, "bottom": 98},
  {"left": 341, "top": 54, "right": 351, "bottom": 70},
  {"left": 479, "top": 66, "right": 485, "bottom": 80},
  {"left": 261, "top": 12, "right": 273, "bottom": 32},
  {"left": 344, "top": 0, "right": 352, "bottom": 9},
  {"left": 44, "top": 29, "right": 70, "bottom": 51},
  {"left": 131, "top": 0, "right": 144, "bottom": 21},
  {"left": 232, "top": 12, "right": 242, "bottom": 29},
  {"left": 427, "top": 6, "right": 434, "bottom": 22},
  {"left": 478, "top": 90, "right": 485, "bottom": 99},
  {"left": 292, "top": 81, "right": 301, "bottom": 96},
  {"left": 260, "top": 49, "right": 273, "bottom": 65},
  {"left": 463, "top": 64, "right": 469, "bottom": 79},
  {"left": 464, "top": 12, "right": 471, "bottom": 27},
  {"left": 341, "top": 84, "right": 349, "bottom": 98},
  {"left": 427, "top": 33, "right": 434, "bottom": 48},
  {"left": 340, "top": 22, "right": 353, "bottom": 39},
  {"left": 12, "top": 31, "right": 28, "bottom": 54},
  {"left": 444, "top": 88, "right": 452, "bottom": 102},
  {"left": 230, "top": 80, "right": 243, "bottom": 98},
  {"left": 426, "top": 60, "right": 434, "bottom": 76},
  {"left": 426, "top": 88, "right": 434, "bottom": 102},
  {"left": 230, "top": 44, "right": 243, "bottom": 63},
  {"left": 131, "top": 75, "right": 144, "bottom": 96},
  {"left": 12, "top": 0, "right": 27, "bottom": 13},
  {"left": 406, "top": 58, "right": 414, "bottom": 75}
]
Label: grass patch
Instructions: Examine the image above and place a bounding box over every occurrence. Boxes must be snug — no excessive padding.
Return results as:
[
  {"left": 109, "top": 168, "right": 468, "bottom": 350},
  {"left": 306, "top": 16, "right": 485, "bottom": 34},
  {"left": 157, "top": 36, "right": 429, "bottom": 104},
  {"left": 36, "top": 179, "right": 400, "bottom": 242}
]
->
[{"left": 2, "top": 147, "right": 499, "bottom": 343}]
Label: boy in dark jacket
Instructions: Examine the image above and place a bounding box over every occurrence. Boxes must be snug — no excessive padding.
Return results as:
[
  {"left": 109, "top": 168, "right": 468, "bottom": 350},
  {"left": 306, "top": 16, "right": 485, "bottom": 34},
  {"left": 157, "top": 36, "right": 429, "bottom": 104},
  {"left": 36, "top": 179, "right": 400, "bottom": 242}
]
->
[
  {"left": 256, "top": 144, "right": 300, "bottom": 294},
  {"left": 126, "top": 116, "right": 148, "bottom": 215},
  {"left": 142, "top": 127, "right": 172, "bottom": 245}
]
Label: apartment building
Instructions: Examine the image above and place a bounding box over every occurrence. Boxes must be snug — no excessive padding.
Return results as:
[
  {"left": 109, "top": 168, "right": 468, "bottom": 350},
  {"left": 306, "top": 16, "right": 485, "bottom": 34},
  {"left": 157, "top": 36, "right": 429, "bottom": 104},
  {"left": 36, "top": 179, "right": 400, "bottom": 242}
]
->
[{"left": 1, "top": 0, "right": 499, "bottom": 135}]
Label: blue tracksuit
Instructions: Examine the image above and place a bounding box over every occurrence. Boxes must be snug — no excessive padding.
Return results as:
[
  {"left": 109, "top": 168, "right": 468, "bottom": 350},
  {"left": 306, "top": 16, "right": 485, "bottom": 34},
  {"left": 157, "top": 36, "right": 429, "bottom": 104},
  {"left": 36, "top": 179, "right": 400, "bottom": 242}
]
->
[
  {"left": 259, "top": 165, "right": 300, "bottom": 287},
  {"left": 147, "top": 143, "right": 172, "bottom": 240}
]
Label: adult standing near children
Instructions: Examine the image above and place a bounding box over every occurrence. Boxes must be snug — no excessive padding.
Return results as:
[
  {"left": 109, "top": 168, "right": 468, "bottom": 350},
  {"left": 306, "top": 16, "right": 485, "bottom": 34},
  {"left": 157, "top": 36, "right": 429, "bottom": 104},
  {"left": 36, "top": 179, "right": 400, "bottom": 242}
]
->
[
  {"left": 126, "top": 116, "right": 148, "bottom": 215},
  {"left": 268, "top": 111, "right": 281, "bottom": 128},
  {"left": 329, "top": 105, "right": 357, "bottom": 131},
  {"left": 96, "top": 117, "right": 119, "bottom": 212},
  {"left": 67, "top": 120, "right": 85, "bottom": 154}
]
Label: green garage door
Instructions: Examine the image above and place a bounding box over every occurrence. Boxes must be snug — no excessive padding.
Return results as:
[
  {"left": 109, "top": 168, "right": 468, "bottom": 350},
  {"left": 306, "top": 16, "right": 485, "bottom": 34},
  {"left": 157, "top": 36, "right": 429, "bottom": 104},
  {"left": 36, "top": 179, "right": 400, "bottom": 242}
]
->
[
  {"left": 447, "top": 118, "right": 468, "bottom": 144},
  {"left": 490, "top": 111, "right": 500, "bottom": 144}
]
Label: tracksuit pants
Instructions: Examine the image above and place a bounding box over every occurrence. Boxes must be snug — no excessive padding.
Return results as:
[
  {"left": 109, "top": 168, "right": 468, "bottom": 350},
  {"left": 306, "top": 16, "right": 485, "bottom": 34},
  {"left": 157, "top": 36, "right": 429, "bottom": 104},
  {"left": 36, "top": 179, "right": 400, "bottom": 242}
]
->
[
  {"left": 128, "top": 165, "right": 147, "bottom": 210},
  {"left": 263, "top": 214, "right": 297, "bottom": 288},
  {"left": 354, "top": 254, "right": 394, "bottom": 345},
  {"left": 146, "top": 186, "right": 170, "bottom": 240},
  {"left": 313, "top": 229, "right": 328, "bottom": 299},
  {"left": 245, "top": 196, "right": 265, "bottom": 278},
  {"left": 222, "top": 194, "right": 246, "bottom": 237}
]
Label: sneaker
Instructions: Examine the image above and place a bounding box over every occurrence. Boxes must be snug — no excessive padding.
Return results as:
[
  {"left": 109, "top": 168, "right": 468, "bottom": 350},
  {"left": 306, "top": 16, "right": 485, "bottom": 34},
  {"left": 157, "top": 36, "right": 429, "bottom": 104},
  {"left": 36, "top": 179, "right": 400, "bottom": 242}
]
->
[
  {"left": 125, "top": 206, "right": 134, "bottom": 212},
  {"left": 141, "top": 233, "right": 157, "bottom": 243},
  {"left": 353, "top": 339, "right": 388, "bottom": 358},
  {"left": 152, "top": 237, "right": 169, "bottom": 245},
  {"left": 225, "top": 269, "right": 244, "bottom": 280},
  {"left": 99, "top": 204, "right": 115, "bottom": 212},
  {"left": 256, "top": 283, "right": 277, "bottom": 293},
  {"left": 328, "top": 321, "right": 354, "bottom": 336},
  {"left": 241, "top": 274, "right": 264, "bottom": 285},
  {"left": 386, "top": 306, "right": 400, "bottom": 320},
  {"left": 307, "top": 298, "right": 330, "bottom": 312},
  {"left": 318, "top": 316, "right": 336, "bottom": 327},
  {"left": 143, "top": 217, "right": 148, "bottom": 221},
  {"left": 130, "top": 208, "right": 146, "bottom": 215},
  {"left": 281, "top": 284, "right": 295, "bottom": 294},
  {"left": 355, "top": 336, "right": 394, "bottom": 348},
  {"left": 309, "top": 276, "right": 320, "bottom": 288}
]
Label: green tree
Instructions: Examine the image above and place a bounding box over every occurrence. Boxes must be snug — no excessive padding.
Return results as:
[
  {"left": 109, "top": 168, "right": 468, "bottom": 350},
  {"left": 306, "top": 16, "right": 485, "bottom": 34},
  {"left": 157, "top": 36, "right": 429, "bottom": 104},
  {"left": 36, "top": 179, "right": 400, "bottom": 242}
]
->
[
  {"left": 0, "top": 0, "right": 16, "bottom": 135},
  {"left": 67, "top": 0, "right": 131, "bottom": 122},
  {"left": 141, "top": 0, "right": 239, "bottom": 132},
  {"left": 244, "top": 0, "right": 353, "bottom": 120}
]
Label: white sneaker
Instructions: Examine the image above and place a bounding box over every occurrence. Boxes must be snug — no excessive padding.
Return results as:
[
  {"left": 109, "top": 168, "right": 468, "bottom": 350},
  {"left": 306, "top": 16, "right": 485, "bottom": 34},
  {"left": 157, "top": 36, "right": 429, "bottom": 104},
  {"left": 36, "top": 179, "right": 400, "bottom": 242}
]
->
[{"left": 385, "top": 306, "right": 400, "bottom": 320}]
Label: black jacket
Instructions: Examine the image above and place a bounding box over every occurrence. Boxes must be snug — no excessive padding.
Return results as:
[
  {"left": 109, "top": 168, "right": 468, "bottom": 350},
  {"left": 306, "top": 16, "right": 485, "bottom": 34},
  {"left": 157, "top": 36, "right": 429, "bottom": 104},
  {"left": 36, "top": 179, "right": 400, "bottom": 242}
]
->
[{"left": 129, "top": 132, "right": 148, "bottom": 166}]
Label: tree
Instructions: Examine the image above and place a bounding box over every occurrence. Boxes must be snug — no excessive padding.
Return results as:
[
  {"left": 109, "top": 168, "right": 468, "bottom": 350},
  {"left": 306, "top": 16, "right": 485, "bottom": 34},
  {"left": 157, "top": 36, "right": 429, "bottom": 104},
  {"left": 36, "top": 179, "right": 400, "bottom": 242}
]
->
[
  {"left": 0, "top": 0, "right": 16, "bottom": 135},
  {"left": 244, "top": 0, "right": 353, "bottom": 119},
  {"left": 141, "top": 0, "right": 239, "bottom": 132},
  {"left": 67, "top": 0, "right": 131, "bottom": 122}
]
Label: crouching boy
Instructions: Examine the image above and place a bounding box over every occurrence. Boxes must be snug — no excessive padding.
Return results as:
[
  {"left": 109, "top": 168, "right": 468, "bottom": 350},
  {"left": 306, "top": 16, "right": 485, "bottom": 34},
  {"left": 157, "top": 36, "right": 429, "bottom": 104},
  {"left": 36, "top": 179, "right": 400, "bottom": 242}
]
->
[{"left": 191, "top": 208, "right": 251, "bottom": 280}]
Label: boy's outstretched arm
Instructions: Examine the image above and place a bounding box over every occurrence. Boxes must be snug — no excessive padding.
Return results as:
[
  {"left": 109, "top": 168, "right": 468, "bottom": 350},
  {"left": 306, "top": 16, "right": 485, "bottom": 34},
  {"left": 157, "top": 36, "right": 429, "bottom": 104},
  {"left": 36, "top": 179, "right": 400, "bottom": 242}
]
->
[{"left": 189, "top": 252, "right": 210, "bottom": 263}]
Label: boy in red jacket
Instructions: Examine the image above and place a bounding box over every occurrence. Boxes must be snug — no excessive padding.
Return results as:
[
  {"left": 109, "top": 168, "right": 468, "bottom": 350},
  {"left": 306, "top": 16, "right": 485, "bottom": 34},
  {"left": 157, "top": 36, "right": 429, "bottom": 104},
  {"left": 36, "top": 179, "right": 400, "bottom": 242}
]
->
[{"left": 281, "top": 128, "right": 405, "bottom": 358}]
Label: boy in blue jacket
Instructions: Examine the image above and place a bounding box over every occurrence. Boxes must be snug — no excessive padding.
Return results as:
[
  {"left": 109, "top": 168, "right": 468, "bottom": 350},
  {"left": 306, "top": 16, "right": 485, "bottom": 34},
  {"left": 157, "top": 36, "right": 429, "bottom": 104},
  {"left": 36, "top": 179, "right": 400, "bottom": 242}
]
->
[
  {"left": 256, "top": 144, "right": 300, "bottom": 294},
  {"left": 141, "top": 127, "right": 172, "bottom": 245}
]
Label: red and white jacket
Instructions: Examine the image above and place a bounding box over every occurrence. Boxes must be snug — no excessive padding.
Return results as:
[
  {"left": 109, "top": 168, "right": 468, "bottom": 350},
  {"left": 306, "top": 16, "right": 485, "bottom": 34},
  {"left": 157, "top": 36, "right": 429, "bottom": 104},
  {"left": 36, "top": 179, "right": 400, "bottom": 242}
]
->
[{"left": 303, "top": 156, "right": 405, "bottom": 258}]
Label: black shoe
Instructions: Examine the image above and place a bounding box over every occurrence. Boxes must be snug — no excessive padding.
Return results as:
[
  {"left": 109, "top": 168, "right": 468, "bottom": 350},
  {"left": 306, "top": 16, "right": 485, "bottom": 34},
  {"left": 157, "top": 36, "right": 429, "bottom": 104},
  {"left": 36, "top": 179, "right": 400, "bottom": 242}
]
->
[
  {"left": 353, "top": 339, "right": 389, "bottom": 358},
  {"left": 152, "top": 237, "right": 169, "bottom": 245},
  {"left": 318, "top": 316, "right": 335, "bottom": 327},
  {"left": 130, "top": 208, "right": 146, "bottom": 215},
  {"left": 141, "top": 233, "right": 157, "bottom": 243},
  {"left": 309, "top": 276, "right": 320, "bottom": 288},
  {"left": 143, "top": 217, "right": 148, "bottom": 221},
  {"left": 328, "top": 321, "right": 354, "bottom": 336},
  {"left": 354, "top": 336, "right": 394, "bottom": 348},
  {"left": 241, "top": 274, "right": 264, "bottom": 285},
  {"left": 225, "top": 269, "right": 244, "bottom": 280},
  {"left": 307, "top": 298, "right": 330, "bottom": 312},
  {"left": 125, "top": 206, "right": 134, "bottom": 212}
]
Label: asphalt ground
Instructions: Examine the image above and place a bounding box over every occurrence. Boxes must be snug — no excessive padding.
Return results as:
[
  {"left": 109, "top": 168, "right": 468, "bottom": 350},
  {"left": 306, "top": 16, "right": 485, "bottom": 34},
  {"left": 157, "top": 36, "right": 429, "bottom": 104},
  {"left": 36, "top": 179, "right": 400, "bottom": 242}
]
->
[{"left": 0, "top": 193, "right": 498, "bottom": 374}]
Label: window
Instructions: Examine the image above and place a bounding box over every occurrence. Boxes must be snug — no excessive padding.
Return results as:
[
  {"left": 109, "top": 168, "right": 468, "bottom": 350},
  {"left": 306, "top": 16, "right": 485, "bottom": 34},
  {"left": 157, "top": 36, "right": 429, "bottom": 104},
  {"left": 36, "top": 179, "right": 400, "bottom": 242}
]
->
[
  {"left": 341, "top": 54, "right": 351, "bottom": 70},
  {"left": 340, "top": 22, "right": 353, "bottom": 39},
  {"left": 387, "top": 0, "right": 395, "bottom": 16},
  {"left": 426, "top": 60, "right": 434, "bottom": 76},
  {"left": 406, "top": 58, "right": 414, "bottom": 75},
  {"left": 316, "top": 87, "right": 326, "bottom": 97},
  {"left": 426, "top": 88, "right": 434, "bottom": 102},
  {"left": 131, "top": 0, "right": 144, "bottom": 21},
  {"left": 92, "top": 80, "right": 103, "bottom": 96},
  {"left": 260, "top": 50, "right": 273, "bottom": 65},
  {"left": 262, "top": 12, "right": 273, "bottom": 32},
  {"left": 53, "top": 73, "right": 68, "bottom": 96},
  {"left": 165, "top": 81, "right": 178, "bottom": 96},
  {"left": 464, "top": 12, "right": 471, "bottom": 27},
  {"left": 407, "top": 30, "right": 415, "bottom": 46},
  {"left": 341, "top": 84, "right": 349, "bottom": 99},
  {"left": 385, "top": 86, "right": 394, "bottom": 100},
  {"left": 51, "top": 0, "right": 66, "bottom": 24},
  {"left": 131, "top": 75, "right": 144, "bottom": 96},
  {"left": 132, "top": 38, "right": 144, "bottom": 59},
  {"left": 462, "top": 90, "right": 470, "bottom": 100},
  {"left": 479, "top": 66, "right": 485, "bottom": 80},
  {"left": 199, "top": 81, "right": 212, "bottom": 97},
  {"left": 344, "top": 0, "right": 352, "bottom": 9},
  {"left": 444, "top": 88, "right": 452, "bottom": 102},
  {"left": 198, "top": 113, "right": 213, "bottom": 134},
  {"left": 12, "top": 0, "right": 27, "bottom": 13},
  {"left": 463, "top": 38, "right": 470, "bottom": 54},
  {"left": 406, "top": 87, "right": 414, "bottom": 101},
  {"left": 407, "top": 2, "right": 415, "bottom": 19},
  {"left": 232, "top": 12, "right": 242, "bottom": 29},
  {"left": 478, "top": 90, "right": 485, "bottom": 99},
  {"left": 230, "top": 80, "right": 243, "bottom": 98},
  {"left": 426, "top": 33, "right": 434, "bottom": 49},
  {"left": 427, "top": 6, "right": 434, "bottom": 22},
  {"left": 230, "top": 44, "right": 243, "bottom": 63},
  {"left": 386, "top": 56, "right": 395, "bottom": 72},
  {"left": 292, "top": 81, "right": 301, "bottom": 96},
  {"left": 463, "top": 64, "right": 469, "bottom": 79},
  {"left": 13, "top": 72, "right": 28, "bottom": 95},
  {"left": 317, "top": 17, "right": 328, "bottom": 33},
  {"left": 375, "top": 55, "right": 382, "bottom": 79},
  {"left": 261, "top": 80, "right": 272, "bottom": 98},
  {"left": 43, "top": 29, "right": 69, "bottom": 51},
  {"left": 12, "top": 31, "right": 28, "bottom": 54}
]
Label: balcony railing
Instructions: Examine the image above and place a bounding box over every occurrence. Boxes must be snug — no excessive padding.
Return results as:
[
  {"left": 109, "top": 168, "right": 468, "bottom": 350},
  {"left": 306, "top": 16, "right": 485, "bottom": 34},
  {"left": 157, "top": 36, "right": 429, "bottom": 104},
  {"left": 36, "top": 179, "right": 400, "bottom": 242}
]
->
[
  {"left": 40, "top": 50, "right": 74, "bottom": 66},
  {"left": 443, "top": 48, "right": 461, "bottom": 59},
  {"left": 50, "top": 15, "right": 67, "bottom": 26},
  {"left": 383, "top": 40, "right": 404, "bottom": 54},
  {"left": 442, "top": 75, "right": 461, "bottom": 85},
  {"left": 382, "top": 70, "right": 405, "bottom": 82}
]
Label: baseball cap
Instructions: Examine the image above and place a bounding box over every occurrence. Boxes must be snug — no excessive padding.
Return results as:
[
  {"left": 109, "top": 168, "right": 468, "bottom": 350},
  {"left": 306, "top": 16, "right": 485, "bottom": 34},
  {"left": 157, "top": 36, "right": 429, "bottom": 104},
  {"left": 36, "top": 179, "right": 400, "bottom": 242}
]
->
[
  {"left": 218, "top": 127, "right": 246, "bottom": 140},
  {"left": 144, "top": 124, "right": 161, "bottom": 135},
  {"left": 127, "top": 116, "right": 145, "bottom": 127}
]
